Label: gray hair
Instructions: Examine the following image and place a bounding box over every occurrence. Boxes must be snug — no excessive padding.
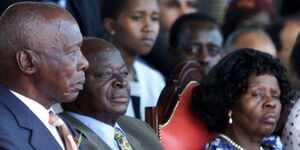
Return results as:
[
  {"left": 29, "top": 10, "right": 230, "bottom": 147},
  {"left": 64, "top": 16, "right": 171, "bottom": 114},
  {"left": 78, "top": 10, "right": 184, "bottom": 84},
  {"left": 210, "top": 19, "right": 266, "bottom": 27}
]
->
[{"left": 224, "top": 26, "right": 272, "bottom": 53}]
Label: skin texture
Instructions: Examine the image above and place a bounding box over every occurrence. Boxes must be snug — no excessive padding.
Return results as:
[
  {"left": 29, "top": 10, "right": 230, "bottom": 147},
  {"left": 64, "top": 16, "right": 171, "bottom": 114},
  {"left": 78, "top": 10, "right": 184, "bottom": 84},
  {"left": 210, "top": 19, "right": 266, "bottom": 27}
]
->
[
  {"left": 173, "top": 21, "right": 223, "bottom": 72},
  {"left": 159, "top": 0, "right": 198, "bottom": 34},
  {"left": 228, "top": 74, "right": 281, "bottom": 150},
  {"left": 232, "top": 31, "right": 277, "bottom": 56},
  {"left": 63, "top": 38, "right": 130, "bottom": 126},
  {"left": 104, "top": 0, "right": 159, "bottom": 78},
  {"left": 0, "top": 2, "right": 89, "bottom": 109}
]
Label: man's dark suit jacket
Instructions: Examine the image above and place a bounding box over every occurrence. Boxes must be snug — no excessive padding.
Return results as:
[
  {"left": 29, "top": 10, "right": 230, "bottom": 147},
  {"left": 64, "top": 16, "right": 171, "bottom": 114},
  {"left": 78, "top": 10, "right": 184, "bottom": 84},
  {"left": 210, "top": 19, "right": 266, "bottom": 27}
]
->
[
  {"left": 0, "top": 84, "right": 81, "bottom": 150},
  {"left": 60, "top": 112, "right": 165, "bottom": 150}
]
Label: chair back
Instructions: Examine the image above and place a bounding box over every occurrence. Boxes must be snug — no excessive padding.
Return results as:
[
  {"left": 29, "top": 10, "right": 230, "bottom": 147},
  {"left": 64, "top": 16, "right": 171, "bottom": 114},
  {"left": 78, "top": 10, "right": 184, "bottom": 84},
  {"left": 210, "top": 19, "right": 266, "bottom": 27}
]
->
[{"left": 146, "top": 61, "right": 215, "bottom": 150}]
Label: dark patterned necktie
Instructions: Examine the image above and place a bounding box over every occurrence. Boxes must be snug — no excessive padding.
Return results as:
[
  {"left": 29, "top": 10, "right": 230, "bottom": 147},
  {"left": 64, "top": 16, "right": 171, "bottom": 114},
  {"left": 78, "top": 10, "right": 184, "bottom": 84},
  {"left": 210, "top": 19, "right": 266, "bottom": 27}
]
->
[
  {"left": 114, "top": 127, "right": 133, "bottom": 150},
  {"left": 48, "top": 111, "right": 78, "bottom": 150}
]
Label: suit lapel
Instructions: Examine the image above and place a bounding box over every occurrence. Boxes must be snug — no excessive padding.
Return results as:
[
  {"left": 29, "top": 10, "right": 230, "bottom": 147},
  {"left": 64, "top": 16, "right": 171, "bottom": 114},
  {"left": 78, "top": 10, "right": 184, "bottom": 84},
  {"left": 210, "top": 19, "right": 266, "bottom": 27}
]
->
[
  {"left": 118, "top": 117, "right": 143, "bottom": 150},
  {"left": 0, "top": 84, "right": 62, "bottom": 150},
  {"left": 60, "top": 112, "right": 112, "bottom": 150}
]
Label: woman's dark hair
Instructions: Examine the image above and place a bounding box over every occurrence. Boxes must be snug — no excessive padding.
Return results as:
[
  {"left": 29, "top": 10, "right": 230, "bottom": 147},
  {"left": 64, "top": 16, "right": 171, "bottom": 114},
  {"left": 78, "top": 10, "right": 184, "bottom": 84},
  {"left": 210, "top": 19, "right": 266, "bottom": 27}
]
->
[
  {"left": 191, "top": 49, "right": 295, "bottom": 133},
  {"left": 101, "top": 0, "right": 128, "bottom": 20}
]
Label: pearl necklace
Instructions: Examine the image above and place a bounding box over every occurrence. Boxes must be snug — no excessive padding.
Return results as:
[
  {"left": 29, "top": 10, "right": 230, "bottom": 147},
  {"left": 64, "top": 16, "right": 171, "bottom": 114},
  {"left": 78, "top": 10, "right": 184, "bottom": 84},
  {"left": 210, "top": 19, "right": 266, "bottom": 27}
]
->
[{"left": 219, "top": 133, "right": 264, "bottom": 150}]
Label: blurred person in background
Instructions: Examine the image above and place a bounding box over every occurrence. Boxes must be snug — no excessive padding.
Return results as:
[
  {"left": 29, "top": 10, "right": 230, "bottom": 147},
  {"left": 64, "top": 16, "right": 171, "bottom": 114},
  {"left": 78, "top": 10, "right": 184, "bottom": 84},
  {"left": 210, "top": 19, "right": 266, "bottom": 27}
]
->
[
  {"left": 225, "top": 26, "right": 277, "bottom": 56},
  {"left": 168, "top": 12, "right": 224, "bottom": 74}
]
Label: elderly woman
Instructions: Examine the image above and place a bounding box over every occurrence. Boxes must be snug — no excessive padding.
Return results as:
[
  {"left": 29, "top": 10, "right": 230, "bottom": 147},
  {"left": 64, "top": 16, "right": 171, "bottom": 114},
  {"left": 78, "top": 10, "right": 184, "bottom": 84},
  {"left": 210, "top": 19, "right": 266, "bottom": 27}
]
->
[{"left": 191, "top": 49, "right": 295, "bottom": 150}]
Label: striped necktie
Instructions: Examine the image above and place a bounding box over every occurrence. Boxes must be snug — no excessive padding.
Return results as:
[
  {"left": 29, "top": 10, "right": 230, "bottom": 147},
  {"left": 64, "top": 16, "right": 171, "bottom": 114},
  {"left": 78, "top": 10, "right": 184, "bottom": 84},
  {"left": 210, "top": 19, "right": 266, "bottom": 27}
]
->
[{"left": 49, "top": 111, "right": 78, "bottom": 150}]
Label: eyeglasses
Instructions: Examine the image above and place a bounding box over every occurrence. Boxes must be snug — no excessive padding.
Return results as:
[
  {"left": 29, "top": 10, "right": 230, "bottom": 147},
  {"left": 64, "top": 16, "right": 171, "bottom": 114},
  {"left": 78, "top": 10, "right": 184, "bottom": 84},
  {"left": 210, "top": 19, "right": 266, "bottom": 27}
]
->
[{"left": 181, "top": 44, "right": 222, "bottom": 57}]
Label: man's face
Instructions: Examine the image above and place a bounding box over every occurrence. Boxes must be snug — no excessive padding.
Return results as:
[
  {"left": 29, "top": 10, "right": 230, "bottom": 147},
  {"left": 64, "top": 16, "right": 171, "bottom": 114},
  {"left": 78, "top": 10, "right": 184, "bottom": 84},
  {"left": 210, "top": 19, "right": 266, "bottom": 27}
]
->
[
  {"left": 176, "top": 21, "right": 223, "bottom": 72},
  {"left": 34, "top": 19, "right": 89, "bottom": 104},
  {"left": 83, "top": 50, "right": 130, "bottom": 117}
]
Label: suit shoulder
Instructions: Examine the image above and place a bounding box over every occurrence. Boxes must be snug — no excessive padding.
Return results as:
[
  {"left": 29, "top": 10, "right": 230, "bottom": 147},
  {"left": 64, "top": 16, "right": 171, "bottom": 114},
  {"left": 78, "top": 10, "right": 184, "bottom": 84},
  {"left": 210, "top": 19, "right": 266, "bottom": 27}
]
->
[{"left": 0, "top": 102, "right": 15, "bottom": 121}]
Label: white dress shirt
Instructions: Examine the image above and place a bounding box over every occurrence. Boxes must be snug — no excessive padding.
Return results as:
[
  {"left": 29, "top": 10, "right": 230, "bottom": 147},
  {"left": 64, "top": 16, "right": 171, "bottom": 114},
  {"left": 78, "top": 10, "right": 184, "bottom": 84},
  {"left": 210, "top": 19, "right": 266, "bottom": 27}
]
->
[
  {"left": 10, "top": 90, "right": 65, "bottom": 150},
  {"left": 126, "top": 59, "right": 165, "bottom": 120},
  {"left": 68, "top": 111, "right": 126, "bottom": 150}
]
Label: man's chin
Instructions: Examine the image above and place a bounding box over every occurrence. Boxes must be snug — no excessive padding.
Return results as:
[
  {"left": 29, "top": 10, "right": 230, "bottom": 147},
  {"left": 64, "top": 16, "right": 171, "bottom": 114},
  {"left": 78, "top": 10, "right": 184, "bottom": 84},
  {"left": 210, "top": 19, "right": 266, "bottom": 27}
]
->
[{"left": 61, "top": 92, "right": 79, "bottom": 103}]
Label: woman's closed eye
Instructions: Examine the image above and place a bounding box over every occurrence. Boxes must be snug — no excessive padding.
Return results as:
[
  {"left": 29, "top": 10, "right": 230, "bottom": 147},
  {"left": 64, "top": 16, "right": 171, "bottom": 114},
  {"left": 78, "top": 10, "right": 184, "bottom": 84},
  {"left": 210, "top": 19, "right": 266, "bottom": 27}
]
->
[
  {"left": 271, "top": 93, "right": 280, "bottom": 101},
  {"left": 252, "top": 91, "right": 264, "bottom": 99}
]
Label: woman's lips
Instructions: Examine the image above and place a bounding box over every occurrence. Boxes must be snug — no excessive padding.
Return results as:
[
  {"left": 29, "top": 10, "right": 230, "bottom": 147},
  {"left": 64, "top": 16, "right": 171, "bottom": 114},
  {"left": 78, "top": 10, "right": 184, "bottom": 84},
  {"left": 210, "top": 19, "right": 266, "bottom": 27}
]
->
[
  {"left": 141, "top": 37, "right": 154, "bottom": 46},
  {"left": 261, "top": 112, "right": 277, "bottom": 124}
]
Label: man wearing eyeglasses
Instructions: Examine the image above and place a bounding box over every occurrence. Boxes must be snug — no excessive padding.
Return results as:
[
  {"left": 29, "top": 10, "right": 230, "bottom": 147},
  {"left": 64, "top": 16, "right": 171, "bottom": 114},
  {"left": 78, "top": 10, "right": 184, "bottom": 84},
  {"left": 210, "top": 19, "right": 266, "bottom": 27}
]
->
[{"left": 169, "top": 12, "right": 224, "bottom": 73}]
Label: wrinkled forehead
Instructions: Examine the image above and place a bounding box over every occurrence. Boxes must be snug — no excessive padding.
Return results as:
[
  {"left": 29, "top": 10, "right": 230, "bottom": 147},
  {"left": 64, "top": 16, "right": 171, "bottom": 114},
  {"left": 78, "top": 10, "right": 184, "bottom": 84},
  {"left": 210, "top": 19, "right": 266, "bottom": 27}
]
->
[{"left": 89, "top": 49, "right": 124, "bottom": 68}]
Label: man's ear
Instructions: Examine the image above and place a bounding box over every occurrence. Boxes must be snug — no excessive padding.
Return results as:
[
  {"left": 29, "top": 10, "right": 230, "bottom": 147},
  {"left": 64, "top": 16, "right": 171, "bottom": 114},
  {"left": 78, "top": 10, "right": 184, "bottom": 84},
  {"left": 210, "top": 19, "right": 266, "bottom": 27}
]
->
[
  {"left": 16, "top": 50, "right": 36, "bottom": 74},
  {"left": 103, "top": 18, "right": 117, "bottom": 36}
]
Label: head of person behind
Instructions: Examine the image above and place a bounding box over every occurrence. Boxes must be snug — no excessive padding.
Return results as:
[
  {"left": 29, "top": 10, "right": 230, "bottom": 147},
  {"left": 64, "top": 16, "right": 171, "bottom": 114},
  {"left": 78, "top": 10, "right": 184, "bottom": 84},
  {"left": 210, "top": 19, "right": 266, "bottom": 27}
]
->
[
  {"left": 224, "top": 26, "right": 277, "bottom": 56},
  {"left": 169, "top": 12, "right": 223, "bottom": 73},
  {"left": 222, "top": 0, "right": 275, "bottom": 41},
  {"left": 191, "top": 49, "right": 294, "bottom": 150},
  {"left": 101, "top": 0, "right": 159, "bottom": 72},
  {"left": 0, "top": 2, "right": 89, "bottom": 109},
  {"left": 158, "top": 0, "right": 199, "bottom": 35}
]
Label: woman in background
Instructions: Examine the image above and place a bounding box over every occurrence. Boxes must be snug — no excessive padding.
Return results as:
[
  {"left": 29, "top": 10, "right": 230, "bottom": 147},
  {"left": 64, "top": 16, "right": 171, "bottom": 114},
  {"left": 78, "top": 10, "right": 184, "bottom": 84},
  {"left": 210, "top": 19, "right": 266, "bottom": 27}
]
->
[
  {"left": 192, "top": 49, "right": 295, "bottom": 150},
  {"left": 101, "top": 0, "right": 165, "bottom": 120}
]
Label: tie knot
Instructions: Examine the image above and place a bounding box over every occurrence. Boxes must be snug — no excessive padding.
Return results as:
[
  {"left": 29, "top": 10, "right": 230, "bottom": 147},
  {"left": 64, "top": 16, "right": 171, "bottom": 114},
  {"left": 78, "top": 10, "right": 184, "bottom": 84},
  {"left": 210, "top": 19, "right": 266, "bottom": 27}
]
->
[{"left": 49, "top": 111, "right": 64, "bottom": 127}]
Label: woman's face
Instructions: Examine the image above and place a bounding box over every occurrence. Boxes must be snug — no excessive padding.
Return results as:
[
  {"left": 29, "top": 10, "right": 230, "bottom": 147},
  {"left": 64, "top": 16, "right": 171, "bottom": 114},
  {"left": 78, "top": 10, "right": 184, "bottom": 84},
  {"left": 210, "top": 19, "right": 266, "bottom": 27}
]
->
[
  {"left": 113, "top": 0, "right": 160, "bottom": 56},
  {"left": 232, "top": 74, "right": 281, "bottom": 136}
]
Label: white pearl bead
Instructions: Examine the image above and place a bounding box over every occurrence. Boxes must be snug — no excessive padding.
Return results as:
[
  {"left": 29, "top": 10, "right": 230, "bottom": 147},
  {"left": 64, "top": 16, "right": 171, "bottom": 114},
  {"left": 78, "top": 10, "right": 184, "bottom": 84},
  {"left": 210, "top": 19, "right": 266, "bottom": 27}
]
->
[{"left": 219, "top": 134, "right": 264, "bottom": 150}]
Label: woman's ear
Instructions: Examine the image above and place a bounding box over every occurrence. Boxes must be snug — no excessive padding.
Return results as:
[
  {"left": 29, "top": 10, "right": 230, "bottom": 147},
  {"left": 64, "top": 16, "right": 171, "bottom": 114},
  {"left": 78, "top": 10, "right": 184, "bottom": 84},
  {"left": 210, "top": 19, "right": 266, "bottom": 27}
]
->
[
  {"left": 103, "top": 18, "right": 117, "bottom": 36},
  {"left": 16, "top": 50, "right": 36, "bottom": 74}
]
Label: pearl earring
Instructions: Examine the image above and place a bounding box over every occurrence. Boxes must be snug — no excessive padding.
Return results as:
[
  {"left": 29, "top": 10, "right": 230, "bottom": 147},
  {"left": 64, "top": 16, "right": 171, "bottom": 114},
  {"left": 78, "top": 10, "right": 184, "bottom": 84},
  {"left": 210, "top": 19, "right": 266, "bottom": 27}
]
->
[
  {"left": 228, "top": 110, "right": 233, "bottom": 124},
  {"left": 110, "top": 30, "right": 116, "bottom": 35}
]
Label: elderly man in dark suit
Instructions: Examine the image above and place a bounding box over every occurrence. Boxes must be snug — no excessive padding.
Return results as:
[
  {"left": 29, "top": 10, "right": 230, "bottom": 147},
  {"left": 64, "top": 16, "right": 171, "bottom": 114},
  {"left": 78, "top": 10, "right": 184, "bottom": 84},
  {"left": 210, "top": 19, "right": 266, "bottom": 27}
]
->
[
  {"left": 0, "top": 2, "right": 89, "bottom": 150},
  {"left": 61, "top": 38, "right": 164, "bottom": 150}
]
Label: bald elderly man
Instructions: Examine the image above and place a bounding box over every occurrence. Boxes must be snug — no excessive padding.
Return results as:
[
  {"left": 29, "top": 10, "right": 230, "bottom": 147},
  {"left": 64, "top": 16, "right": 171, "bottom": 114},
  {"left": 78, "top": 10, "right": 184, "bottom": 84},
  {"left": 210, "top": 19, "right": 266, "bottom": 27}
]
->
[
  {"left": 61, "top": 38, "right": 164, "bottom": 150},
  {"left": 0, "top": 2, "right": 88, "bottom": 150}
]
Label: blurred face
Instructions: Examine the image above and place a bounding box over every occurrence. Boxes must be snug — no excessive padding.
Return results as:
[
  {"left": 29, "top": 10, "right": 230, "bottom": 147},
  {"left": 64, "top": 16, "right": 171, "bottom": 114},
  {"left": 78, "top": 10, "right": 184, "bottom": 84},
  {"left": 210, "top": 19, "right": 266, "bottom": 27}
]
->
[
  {"left": 35, "top": 19, "right": 89, "bottom": 104},
  {"left": 241, "top": 11, "right": 271, "bottom": 28},
  {"left": 232, "top": 74, "right": 281, "bottom": 136},
  {"left": 113, "top": 0, "right": 160, "bottom": 55},
  {"left": 83, "top": 50, "right": 130, "bottom": 117},
  {"left": 159, "top": 0, "right": 198, "bottom": 33},
  {"left": 233, "top": 31, "right": 277, "bottom": 56},
  {"left": 176, "top": 21, "right": 223, "bottom": 72},
  {"left": 279, "top": 20, "right": 300, "bottom": 68}
]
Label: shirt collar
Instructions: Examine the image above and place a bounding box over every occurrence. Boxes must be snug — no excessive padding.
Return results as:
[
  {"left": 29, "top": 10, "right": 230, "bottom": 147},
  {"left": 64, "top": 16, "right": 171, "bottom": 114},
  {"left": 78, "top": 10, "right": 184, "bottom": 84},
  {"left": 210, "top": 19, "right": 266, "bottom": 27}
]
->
[
  {"left": 10, "top": 90, "right": 54, "bottom": 126},
  {"left": 67, "top": 111, "right": 126, "bottom": 149}
]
